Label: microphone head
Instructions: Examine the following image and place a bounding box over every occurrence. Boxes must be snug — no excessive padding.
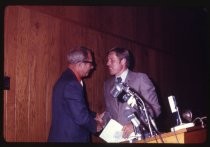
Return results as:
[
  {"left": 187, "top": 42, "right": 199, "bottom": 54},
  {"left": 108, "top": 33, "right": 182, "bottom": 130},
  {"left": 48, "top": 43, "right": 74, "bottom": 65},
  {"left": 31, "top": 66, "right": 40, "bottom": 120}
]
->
[
  {"left": 127, "top": 113, "right": 136, "bottom": 120},
  {"left": 124, "top": 108, "right": 133, "bottom": 120},
  {"left": 182, "top": 110, "right": 193, "bottom": 122},
  {"left": 168, "top": 95, "right": 177, "bottom": 113},
  {"left": 110, "top": 82, "right": 130, "bottom": 103},
  {"left": 110, "top": 83, "right": 123, "bottom": 98}
]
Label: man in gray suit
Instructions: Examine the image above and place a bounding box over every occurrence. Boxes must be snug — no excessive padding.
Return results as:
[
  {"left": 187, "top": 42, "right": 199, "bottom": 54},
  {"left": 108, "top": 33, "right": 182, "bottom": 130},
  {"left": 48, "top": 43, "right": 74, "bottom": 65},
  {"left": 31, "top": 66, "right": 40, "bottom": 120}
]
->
[{"left": 99, "top": 47, "right": 161, "bottom": 139}]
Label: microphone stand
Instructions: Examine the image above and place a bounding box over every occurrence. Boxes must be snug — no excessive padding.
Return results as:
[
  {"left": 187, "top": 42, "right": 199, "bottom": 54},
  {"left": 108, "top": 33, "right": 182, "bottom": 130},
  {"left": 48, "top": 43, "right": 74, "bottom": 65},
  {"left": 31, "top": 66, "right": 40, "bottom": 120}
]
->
[
  {"left": 115, "top": 82, "right": 158, "bottom": 138},
  {"left": 135, "top": 95, "right": 165, "bottom": 142},
  {"left": 133, "top": 126, "right": 142, "bottom": 140},
  {"left": 135, "top": 95, "right": 155, "bottom": 137}
]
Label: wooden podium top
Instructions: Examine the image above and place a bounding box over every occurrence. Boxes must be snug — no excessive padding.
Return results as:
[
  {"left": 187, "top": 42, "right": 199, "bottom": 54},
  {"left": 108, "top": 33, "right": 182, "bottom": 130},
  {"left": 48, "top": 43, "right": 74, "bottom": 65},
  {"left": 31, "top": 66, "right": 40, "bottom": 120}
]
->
[{"left": 124, "top": 126, "right": 207, "bottom": 144}]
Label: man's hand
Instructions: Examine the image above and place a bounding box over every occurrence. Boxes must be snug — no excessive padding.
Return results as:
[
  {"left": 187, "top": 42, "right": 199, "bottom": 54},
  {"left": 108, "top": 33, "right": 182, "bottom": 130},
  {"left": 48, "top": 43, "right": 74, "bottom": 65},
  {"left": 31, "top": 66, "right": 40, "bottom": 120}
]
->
[
  {"left": 95, "top": 112, "right": 104, "bottom": 123},
  {"left": 95, "top": 112, "right": 105, "bottom": 132},
  {"left": 122, "top": 122, "right": 134, "bottom": 139}
]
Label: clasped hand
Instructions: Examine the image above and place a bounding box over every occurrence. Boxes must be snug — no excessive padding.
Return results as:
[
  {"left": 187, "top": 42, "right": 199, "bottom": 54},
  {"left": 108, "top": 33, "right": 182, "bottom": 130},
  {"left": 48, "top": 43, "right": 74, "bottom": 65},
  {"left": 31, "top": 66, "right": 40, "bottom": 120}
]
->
[{"left": 95, "top": 112, "right": 105, "bottom": 132}]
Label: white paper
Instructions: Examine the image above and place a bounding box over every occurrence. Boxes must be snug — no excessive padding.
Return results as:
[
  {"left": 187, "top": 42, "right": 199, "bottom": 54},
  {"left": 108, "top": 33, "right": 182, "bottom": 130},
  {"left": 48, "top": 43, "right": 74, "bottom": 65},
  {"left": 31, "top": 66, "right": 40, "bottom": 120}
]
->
[{"left": 99, "top": 119, "right": 136, "bottom": 143}]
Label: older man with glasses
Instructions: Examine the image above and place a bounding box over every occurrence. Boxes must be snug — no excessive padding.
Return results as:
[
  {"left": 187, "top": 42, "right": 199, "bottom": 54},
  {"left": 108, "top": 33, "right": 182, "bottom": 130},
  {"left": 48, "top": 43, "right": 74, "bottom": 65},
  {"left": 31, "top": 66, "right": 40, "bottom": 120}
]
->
[{"left": 48, "top": 46, "right": 103, "bottom": 142}]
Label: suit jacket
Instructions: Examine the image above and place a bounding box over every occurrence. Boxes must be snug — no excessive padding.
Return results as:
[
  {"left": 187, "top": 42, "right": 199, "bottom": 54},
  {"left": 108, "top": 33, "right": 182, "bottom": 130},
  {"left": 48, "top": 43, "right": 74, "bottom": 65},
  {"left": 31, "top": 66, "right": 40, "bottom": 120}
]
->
[
  {"left": 48, "top": 68, "right": 96, "bottom": 142},
  {"left": 103, "top": 70, "right": 161, "bottom": 126}
]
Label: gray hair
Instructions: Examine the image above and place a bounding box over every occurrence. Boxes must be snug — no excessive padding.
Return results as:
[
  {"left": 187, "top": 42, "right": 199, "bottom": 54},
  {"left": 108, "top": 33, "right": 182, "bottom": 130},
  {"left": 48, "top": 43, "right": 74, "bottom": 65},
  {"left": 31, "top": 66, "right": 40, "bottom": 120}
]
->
[{"left": 67, "top": 46, "right": 92, "bottom": 64}]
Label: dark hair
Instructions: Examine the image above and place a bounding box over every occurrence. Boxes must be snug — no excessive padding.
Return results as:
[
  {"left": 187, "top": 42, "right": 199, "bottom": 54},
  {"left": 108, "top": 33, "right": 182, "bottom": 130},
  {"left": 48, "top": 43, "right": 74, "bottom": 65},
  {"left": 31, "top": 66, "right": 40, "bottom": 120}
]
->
[
  {"left": 107, "top": 47, "right": 132, "bottom": 69},
  {"left": 67, "top": 46, "right": 92, "bottom": 64}
]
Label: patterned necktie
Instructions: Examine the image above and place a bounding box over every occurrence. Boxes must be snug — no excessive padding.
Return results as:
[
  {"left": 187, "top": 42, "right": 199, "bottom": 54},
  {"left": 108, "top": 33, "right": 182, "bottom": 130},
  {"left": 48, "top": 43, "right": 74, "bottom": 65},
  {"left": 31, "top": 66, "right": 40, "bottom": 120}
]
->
[{"left": 116, "top": 77, "right": 122, "bottom": 83}]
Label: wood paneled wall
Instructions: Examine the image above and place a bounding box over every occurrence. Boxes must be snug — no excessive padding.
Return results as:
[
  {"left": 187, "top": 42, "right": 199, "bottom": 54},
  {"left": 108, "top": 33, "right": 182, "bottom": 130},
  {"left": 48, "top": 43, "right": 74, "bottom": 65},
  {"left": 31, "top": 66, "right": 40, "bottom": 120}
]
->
[
  {"left": 4, "top": 6, "right": 62, "bottom": 142},
  {"left": 3, "top": 6, "right": 208, "bottom": 142}
]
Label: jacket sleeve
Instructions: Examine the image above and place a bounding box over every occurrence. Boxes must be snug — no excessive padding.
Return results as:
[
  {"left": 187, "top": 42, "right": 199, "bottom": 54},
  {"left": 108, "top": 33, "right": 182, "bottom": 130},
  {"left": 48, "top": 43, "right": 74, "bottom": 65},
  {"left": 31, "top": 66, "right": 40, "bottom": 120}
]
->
[
  {"left": 64, "top": 81, "right": 97, "bottom": 133},
  {"left": 138, "top": 73, "right": 161, "bottom": 118}
]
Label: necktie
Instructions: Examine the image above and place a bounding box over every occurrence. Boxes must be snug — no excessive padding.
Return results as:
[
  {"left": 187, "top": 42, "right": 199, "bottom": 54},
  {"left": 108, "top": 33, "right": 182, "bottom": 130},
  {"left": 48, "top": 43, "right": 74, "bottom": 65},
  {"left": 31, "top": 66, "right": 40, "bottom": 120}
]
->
[{"left": 116, "top": 77, "right": 122, "bottom": 83}]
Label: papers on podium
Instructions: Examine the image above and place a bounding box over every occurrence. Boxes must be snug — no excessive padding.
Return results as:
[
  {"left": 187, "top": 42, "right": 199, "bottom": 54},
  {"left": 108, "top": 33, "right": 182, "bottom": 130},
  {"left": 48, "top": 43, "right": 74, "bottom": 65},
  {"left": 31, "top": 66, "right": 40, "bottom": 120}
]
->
[
  {"left": 171, "top": 122, "right": 195, "bottom": 132},
  {"left": 99, "top": 119, "right": 136, "bottom": 143}
]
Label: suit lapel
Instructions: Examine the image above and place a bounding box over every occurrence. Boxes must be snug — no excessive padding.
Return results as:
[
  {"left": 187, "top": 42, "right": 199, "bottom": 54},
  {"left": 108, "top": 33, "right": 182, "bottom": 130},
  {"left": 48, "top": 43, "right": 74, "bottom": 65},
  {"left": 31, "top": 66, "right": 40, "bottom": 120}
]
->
[
  {"left": 125, "top": 70, "right": 132, "bottom": 85},
  {"left": 108, "top": 77, "right": 119, "bottom": 111}
]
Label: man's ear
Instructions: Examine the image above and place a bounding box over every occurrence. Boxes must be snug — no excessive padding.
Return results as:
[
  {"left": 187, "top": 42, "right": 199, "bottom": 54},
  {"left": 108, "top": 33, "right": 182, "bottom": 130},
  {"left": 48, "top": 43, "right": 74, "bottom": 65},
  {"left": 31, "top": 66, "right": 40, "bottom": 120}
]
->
[
  {"left": 76, "top": 62, "right": 83, "bottom": 69},
  {"left": 121, "top": 58, "right": 126, "bottom": 65}
]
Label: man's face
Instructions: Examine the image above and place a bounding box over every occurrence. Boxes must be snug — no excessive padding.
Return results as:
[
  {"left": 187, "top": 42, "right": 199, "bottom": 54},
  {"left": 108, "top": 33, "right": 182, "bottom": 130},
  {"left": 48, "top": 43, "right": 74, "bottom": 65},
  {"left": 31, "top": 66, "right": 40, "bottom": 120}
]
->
[
  {"left": 80, "top": 52, "right": 94, "bottom": 77},
  {"left": 106, "top": 51, "right": 124, "bottom": 76}
]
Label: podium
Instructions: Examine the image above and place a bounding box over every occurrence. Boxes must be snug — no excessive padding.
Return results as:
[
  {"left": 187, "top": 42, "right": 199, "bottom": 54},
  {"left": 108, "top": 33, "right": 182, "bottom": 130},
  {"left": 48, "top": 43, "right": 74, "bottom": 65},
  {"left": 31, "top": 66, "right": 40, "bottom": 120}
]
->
[{"left": 131, "top": 126, "right": 207, "bottom": 144}]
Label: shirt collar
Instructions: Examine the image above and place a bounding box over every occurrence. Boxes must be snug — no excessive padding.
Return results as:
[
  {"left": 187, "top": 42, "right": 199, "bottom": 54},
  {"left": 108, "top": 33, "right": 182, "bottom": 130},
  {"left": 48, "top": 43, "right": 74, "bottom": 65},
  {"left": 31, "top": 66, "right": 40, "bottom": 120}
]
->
[
  {"left": 115, "top": 69, "right": 128, "bottom": 83},
  {"left": 80, "top": 80, "right": 83, "bottom": 86}
]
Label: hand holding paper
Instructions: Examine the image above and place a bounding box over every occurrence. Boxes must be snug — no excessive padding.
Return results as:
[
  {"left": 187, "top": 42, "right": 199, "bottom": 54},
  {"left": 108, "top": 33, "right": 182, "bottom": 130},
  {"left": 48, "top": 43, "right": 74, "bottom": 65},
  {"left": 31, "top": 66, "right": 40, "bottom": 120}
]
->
[{"left": 99, "top": 119, "right": 136, "bottom": 143}]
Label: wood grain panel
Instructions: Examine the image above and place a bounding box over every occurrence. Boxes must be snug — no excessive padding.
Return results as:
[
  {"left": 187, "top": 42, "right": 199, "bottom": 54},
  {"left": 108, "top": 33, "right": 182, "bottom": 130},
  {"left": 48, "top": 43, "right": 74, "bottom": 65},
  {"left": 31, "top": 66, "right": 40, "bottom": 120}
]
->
[
  {"left": 43, "top": 17, "right": 62, "bottom": 142},
  {"left": 4, "top": 6, "right": 19, "bottom": 142},
  {"left": 27, "top": 8, "right": 62, "bottom": 142},
  {"left": 28, "top": 10, "right": 50, "bottom": 142},
  {"left": 15, "top": 7, "right": 31, "bottom": 142},
  {"left": 4, "top": 6, "right": 63, "bottom": 142}
]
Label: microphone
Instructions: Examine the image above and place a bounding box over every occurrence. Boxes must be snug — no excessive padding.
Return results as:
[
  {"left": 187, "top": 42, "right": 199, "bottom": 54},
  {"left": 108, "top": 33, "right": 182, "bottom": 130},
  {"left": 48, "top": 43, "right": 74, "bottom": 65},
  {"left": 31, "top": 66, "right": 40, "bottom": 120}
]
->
[
  {"left": 110, "top": 82, "right": 137, "bottom": 107},
  {"left": 168, "top": 95, "right": 182, "bottom": 126},
  {"left": 125, "top": 109, "right": 142, "bottom": 139},
  {"left": 168, "top": 95, "right": 177, "bottom": 113},
  {"left": 168, "top": 95, "right": 195, "bottom": 131},
  {"left": 110, "top": 82, "right": 123, "bottom": 98},
  {"left": 128, "top": 113, "right": 140, "bottom": 128},
  {"left": 124, "top": 108, "right": 140, "bottom": 126},
  {"left": 111, "top": 82, "right": 156, "bottom": 138}
]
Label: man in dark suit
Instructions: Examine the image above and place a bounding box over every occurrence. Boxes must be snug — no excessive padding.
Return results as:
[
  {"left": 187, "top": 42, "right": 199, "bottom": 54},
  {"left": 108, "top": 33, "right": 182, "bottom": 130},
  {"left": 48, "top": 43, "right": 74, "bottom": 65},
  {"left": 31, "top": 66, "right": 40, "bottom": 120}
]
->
[
  {"left": 100, "top": 47, "right": 161, "bottom": 139},
  {"left": 48, "top": 46, "right": 102, "bottom": 142}
]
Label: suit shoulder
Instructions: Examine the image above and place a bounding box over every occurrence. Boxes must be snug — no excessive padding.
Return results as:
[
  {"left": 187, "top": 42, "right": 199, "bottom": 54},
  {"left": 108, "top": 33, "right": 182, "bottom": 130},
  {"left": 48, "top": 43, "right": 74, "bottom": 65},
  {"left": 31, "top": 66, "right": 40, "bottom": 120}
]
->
[{"left": 129, "top": 71, "right": 148, "bottom": 77}]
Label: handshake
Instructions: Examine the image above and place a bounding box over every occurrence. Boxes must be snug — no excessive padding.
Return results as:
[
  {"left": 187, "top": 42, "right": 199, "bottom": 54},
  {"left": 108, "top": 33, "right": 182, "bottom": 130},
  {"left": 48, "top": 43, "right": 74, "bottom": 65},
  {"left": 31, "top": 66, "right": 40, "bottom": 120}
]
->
[
  {"left": 95, "top": 112, "right": 105, "bottom": 132},
  {"left": 94, "top": 111, "right": 135, "bottom": 139},
  {"left": 94, "top": 112, "right": 134, "bottom": 138}
]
